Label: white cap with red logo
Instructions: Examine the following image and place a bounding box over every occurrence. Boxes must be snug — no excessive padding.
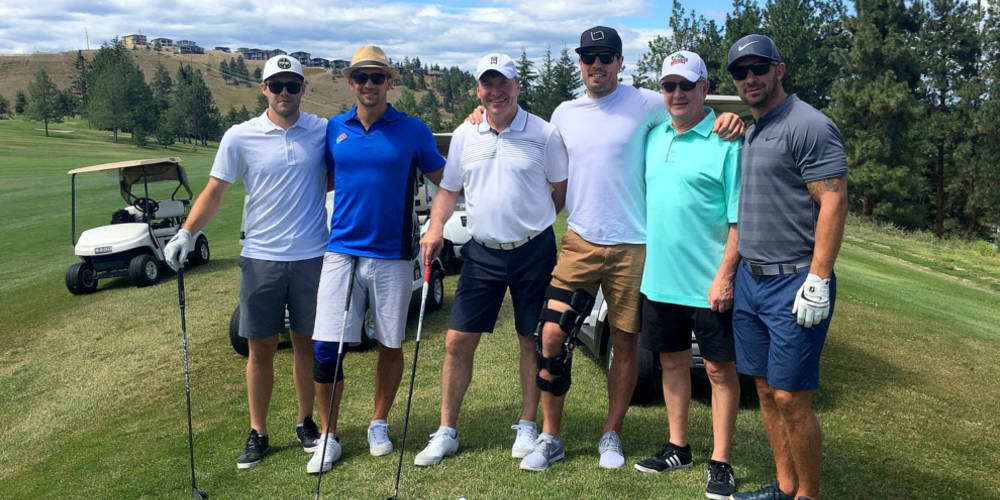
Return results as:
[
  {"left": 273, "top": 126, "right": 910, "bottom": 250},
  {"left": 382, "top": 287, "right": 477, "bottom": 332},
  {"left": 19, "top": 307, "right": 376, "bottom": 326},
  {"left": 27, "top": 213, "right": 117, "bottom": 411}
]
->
[{"left": 659, "top": 50, "right": 708, "bottom": 83}]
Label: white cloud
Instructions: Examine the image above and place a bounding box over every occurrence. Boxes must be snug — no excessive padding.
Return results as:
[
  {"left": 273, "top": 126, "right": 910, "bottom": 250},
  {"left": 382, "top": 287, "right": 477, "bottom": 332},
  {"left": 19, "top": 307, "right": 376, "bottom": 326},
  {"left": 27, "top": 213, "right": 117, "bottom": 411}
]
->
[{"left": 1, "top": 0, "right": 676, "bottom": 74}]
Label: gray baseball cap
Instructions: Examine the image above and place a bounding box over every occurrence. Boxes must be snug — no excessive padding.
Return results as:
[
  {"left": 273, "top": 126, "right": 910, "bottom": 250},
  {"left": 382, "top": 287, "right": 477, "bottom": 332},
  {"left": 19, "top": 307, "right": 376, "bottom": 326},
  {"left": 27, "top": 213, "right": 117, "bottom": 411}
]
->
[{"left": 727, "top": 34, "right": 781, "bottom": 72}]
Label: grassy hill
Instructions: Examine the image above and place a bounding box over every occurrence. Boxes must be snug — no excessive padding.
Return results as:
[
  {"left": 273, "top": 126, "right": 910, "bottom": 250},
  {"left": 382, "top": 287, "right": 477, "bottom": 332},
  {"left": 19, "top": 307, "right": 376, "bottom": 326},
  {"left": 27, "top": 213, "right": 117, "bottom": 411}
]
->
[
  {"left": 0, "top": 48, "right": 427, "bottom": 119},
  {"left": 0, "top": 118, "right": 998, "bottom": 498}
]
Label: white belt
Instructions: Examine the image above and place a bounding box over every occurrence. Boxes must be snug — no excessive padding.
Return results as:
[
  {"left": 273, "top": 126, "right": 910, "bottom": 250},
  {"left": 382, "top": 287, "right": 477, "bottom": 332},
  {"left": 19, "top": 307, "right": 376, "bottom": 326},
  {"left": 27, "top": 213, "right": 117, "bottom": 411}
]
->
[{"left": 475, "top": 230, "right": 542, "bottom": 250}]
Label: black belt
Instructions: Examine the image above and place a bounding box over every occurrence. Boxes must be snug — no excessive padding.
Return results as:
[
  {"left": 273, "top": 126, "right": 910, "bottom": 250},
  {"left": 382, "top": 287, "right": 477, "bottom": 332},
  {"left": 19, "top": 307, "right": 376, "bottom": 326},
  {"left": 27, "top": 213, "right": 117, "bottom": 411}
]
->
[{"left": 744, "top": 259, "right": 811, "bottom": 276}]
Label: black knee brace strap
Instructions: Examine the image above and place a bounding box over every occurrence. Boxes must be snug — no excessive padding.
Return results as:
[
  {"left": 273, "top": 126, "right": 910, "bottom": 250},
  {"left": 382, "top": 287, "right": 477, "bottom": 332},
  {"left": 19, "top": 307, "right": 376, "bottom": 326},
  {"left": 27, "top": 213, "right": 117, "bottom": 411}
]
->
[
  {"left": 313, "top": 360, "right": 344, "bottom": 384},
  {"left": 535, "top": 287, "right": 595, "bottom": 396}
]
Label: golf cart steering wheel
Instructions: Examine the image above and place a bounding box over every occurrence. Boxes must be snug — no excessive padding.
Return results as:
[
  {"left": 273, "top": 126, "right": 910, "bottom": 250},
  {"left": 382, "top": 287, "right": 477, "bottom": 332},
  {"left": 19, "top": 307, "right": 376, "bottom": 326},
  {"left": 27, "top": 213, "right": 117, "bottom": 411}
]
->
[{"left": 132, "top": 197, "right": 160, "bottom": 215}]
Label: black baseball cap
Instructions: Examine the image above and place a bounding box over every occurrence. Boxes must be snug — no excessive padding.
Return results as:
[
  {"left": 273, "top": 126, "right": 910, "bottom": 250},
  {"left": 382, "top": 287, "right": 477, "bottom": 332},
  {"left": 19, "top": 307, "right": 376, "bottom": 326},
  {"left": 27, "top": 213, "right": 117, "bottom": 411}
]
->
[
  {"left": 727, "top": 34, "right": 781, "bottom": 71},
  {"left": 575, "top": 26, "right": 622, "bottom": 55}
]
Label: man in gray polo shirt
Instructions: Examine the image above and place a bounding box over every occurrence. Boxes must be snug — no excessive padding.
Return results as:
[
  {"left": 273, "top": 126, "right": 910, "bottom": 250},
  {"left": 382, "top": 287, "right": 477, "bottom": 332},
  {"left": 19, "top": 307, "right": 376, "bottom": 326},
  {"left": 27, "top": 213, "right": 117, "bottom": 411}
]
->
[
  {"left": 726, "top": 35, "right": 847, "bottom": 500},
  {"left": 414, "top": 52, "right": 568, "bottom": 466}
]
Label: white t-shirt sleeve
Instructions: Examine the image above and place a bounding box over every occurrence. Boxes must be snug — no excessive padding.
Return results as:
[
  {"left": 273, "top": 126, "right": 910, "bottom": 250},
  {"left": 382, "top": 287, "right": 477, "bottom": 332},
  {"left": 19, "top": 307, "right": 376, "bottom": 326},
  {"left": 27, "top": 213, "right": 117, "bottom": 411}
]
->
[
  {"left": 544, "top": 128, "right": 569, "bottom": 183},
  {"left": 209, "top": 126, "right": 243, "bottom": 184},
  {"left": 439, "top": 124, "right": 467, "bottom": 192}
]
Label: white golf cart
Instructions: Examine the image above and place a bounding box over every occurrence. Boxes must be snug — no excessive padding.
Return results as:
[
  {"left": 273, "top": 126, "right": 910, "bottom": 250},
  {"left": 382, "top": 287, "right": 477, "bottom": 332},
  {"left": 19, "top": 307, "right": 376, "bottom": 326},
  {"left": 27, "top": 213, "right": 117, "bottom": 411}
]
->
[
  {"left": 227, "top": 189, "right": 446, "bottom": 356},
  {"left": 66, "top": 157, "right": 209, "bottom": 294}
]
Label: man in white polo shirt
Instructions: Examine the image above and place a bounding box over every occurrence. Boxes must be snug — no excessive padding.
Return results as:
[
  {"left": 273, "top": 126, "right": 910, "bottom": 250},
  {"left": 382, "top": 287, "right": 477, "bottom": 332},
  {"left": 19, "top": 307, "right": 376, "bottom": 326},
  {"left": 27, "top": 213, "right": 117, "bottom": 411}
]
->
[
  {"left": 413, "top": 52, "right": 568, "bottom": 466},
  {"left": 164, "top": 55, "right": 328, "bottom": 470}
]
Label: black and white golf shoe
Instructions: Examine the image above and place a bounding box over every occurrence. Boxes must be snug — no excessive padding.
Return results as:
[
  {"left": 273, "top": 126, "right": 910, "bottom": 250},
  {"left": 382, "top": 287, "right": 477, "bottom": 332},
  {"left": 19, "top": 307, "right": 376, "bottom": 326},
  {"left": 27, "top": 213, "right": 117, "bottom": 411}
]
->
[
  {"left": 633, "top": 442, "right": 693, "bottom": 474},
  {"left": 237, "top": 428, "right": 269, "bottom": 469}
]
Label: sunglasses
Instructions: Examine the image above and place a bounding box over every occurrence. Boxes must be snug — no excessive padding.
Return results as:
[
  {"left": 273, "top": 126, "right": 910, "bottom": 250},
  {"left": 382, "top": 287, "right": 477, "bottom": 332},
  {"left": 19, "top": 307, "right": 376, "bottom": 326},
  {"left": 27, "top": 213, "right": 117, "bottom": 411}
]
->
[
  {"left": 729, "top": 62, "right": 776, "bottom": 81},
  {"left": 266, "top": 80, "right": 303, "bottom": 94},
  {"left": 660, "top": 80, "right": 700, "bottom": 93},
  {"left": 351, "top": 72, "right": 388, "bottom": 85},
  {"left": 580, "top": 52, "right": 618, "bottom": 65}
]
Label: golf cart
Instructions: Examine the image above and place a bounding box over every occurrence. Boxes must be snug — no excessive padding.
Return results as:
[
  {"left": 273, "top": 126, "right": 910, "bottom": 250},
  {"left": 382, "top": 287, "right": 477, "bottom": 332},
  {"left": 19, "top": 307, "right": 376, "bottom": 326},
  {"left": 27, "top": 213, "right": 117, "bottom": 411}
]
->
[
  {"left": 66, "top": 157, "right": 209, "bottom": 294},
  {"left": 227, "top": 189, "right": 446, "bottom": 356},
  {"left": 415, "top": 133, "right": 471, "bottom": 267}
]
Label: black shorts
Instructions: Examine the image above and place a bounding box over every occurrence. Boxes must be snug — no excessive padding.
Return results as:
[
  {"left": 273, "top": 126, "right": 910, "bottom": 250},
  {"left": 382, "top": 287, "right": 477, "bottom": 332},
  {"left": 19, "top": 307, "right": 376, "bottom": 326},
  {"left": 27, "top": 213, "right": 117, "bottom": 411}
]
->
[
  {"left": 640, "top": 295, "right": 736, "bottom": 362},
  {"left": 449, "top": 227, "right": 557, "bottom": 337}
]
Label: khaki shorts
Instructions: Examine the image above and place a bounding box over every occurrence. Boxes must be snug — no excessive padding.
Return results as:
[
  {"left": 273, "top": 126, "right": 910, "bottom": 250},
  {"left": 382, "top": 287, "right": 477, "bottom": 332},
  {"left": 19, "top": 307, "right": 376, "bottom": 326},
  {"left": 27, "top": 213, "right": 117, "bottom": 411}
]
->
[{"left": 549, "top": 229, "right": 646, "bottom": 334}]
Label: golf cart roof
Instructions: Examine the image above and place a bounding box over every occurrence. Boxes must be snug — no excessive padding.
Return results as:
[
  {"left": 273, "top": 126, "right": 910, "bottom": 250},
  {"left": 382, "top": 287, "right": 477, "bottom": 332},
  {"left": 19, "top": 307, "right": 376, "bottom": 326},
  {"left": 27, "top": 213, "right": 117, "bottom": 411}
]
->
[{"left": 68, "top": 157, "right": 193, "bottom": 203}]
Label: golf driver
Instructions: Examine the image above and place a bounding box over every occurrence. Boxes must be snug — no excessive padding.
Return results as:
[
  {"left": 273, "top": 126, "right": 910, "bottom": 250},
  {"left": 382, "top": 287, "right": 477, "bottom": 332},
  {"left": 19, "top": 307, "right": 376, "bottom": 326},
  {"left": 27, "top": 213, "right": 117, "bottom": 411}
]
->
[
  {"left": 314, "top": 256, "right": 358, "bottom": 500},
  {"left": 176, "top": 268, "right": 208, "bottom": 500},
  {"left": 385, "top": 263, "right": 432, "bottom": 500}
]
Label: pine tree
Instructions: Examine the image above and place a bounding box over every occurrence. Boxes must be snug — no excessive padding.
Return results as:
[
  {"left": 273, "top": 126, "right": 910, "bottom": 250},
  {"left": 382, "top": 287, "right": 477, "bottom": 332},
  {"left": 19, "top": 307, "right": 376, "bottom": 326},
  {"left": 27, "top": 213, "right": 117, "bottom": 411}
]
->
[
  {"left": 417, "top": 90, "right": 442, "bottom": 132},
  {"left": 86, "top": 40, "right": 157, "bottom": 143},
  {"left": 635, "top": 0, "right": 726, "bottom": 91},
  {"left": 27, "top": 68, "right": 62, "bottom": 136},
  {"left": 531, "top": 47, "right": 559, "bottom": 120},
  {"left": 394, "top": 88, "right": 419, "bottom": 116},
  {"left": 0, "top": 95, "right": 9, "bottom": 116},
  {"left": 15, "top": 90, "right": 28, "bottom": 114},
  {"left": 515, "top": 48, "right": 536, "bottom": 112},
  {"left": 219, "top": 59, "right": 230, "bottom": 83},
  {"left": 827, "top": 0, "right": 926, "bottom": 227},
  {"left": 70, "top": 50, "right": 89, "bottom": 115}
]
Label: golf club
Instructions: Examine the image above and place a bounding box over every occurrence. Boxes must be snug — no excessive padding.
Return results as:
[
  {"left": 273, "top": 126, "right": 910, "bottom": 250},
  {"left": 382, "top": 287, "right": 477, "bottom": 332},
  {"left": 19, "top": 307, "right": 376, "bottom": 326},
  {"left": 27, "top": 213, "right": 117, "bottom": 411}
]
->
[
  {"left": 385, "top": 263, "right": 432, "bottom": 500},
  {"left": 314, "top": 255, "right": 358, "bottom": 500},
  {"left": 176, "top": 268, "right": 208, "bottom": 500}
]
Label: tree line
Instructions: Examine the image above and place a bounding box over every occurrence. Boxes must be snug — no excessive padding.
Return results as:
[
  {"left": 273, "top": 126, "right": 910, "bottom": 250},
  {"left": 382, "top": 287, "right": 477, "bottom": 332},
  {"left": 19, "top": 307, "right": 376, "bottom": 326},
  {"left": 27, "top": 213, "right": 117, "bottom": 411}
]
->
[{"left": 636, "top": 0, "right": 999, "bottom": 238}]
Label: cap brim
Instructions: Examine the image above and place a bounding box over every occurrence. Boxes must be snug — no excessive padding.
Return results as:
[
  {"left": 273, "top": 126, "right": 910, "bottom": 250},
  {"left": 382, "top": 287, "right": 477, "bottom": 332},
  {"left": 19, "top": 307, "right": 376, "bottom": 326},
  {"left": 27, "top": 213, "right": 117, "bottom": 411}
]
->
[{"left": 660, "top": 69, "right": 702, "bottom": 83}]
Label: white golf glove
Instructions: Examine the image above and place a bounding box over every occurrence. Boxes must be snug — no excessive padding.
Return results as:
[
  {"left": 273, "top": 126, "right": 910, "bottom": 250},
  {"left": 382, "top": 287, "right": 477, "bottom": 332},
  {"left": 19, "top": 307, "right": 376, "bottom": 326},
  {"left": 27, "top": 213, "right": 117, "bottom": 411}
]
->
[
  {"left": 793, "top": 273, "right": 830, "bottom": 328},
  {"left": 164, "top": 229, "right": 193, "bottom": 272}
]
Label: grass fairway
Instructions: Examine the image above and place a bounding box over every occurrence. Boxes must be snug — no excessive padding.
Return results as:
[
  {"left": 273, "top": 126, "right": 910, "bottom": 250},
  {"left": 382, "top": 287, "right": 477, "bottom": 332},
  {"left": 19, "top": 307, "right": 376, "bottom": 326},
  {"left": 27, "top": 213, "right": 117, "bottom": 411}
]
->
[{"left": 1, "top": 117, "right": 999, "bottom": 499}]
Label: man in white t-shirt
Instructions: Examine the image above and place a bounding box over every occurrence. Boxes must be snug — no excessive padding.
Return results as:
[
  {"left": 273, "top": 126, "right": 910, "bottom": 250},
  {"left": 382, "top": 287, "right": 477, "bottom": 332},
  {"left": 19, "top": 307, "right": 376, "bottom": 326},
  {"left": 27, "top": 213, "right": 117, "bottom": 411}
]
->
[
  {"left": 521, "top": 26, "right": 744, "bottom": 472},
  {"left": 164, "top": 55, "right": 329, "bottom": 470},
  {"left": 413, "top": 53, "right": 568, "bottom": 466}
]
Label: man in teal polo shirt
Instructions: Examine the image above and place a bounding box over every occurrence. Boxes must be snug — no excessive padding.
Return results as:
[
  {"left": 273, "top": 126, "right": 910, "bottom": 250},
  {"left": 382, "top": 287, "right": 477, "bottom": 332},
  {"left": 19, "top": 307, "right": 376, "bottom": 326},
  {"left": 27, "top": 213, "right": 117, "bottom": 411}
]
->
[{"left": 633, "top": 50, "right": 741, "bottom": 500}]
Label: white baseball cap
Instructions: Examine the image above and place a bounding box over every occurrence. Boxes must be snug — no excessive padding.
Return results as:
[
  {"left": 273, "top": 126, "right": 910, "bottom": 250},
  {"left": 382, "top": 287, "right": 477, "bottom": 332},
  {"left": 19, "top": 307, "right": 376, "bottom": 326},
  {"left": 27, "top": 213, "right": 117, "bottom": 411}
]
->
[
  {"left": 475, "top": 53, "right": 517, "bottom": 80},
  {"left": 261, "top": 55, "right": 304, "bottom": 81},
  {"left": 659, "top": 50, "right": 708, "bottom": 83}
]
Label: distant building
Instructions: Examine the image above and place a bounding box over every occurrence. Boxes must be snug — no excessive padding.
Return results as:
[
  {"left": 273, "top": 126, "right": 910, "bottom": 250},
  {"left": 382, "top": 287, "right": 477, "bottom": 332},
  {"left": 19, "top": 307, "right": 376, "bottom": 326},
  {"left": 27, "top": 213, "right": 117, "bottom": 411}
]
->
[
  {"left": 309, "top": 58, "right": 331, "bottom": 68},
  {"left": 122, "top": 34, "right": 147, "bottom": 49},
  {"left": 177, "top": 44, "right": 205, "bottom": 55},
  {"left": 238, "top": 48, "right": 267, "bottom": 60},
  {"left": 267, "top": 48, "right": 286, "bottom": 58},
  {"left": 331, "top": 59, "right": 349, "bottom": 70},
  {"left": 214, "top": 46, "right": 231, "bottom": 53},
  {"left": 290, "top": 51, "right": 311, "bottom": 65},
  {"left": 151, "top": 37, "right": 173, "bottom": 49}
]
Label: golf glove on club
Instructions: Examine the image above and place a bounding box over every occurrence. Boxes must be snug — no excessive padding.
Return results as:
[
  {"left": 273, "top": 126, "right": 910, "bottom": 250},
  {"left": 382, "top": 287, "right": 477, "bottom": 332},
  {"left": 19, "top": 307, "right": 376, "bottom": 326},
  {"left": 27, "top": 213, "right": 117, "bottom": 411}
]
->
[
  {"left": 793, "top": 273, "right": 830, "bottom": 328},
  {"left": 164, "top": 229, "right": 193, "bottom": 271}
]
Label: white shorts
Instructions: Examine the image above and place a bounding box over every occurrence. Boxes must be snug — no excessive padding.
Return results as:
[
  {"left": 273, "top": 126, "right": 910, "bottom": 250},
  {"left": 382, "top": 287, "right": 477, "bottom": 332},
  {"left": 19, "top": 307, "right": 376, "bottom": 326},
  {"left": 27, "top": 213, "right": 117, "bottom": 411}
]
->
[{"left": 313, "top": 252, "right": 414, "bottom": 348}]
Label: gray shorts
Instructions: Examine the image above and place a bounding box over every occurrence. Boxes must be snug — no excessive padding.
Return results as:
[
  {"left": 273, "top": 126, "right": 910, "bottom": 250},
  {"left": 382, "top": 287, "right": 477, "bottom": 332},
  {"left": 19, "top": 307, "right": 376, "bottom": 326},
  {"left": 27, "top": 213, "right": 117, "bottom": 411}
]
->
[
  {"left": 238, "top": 256, "right": 323, "bottom": 339},
  {"left": 312, "top": 252, "right": 414, "bottom": 349}
]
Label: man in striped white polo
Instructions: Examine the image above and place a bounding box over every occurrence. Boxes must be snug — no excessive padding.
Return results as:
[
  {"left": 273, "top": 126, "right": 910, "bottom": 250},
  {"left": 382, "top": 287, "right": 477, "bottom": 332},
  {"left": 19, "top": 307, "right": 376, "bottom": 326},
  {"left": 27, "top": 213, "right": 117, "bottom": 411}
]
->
[{"left": 414, "top": 52, "right": 569, "bottom": 466}]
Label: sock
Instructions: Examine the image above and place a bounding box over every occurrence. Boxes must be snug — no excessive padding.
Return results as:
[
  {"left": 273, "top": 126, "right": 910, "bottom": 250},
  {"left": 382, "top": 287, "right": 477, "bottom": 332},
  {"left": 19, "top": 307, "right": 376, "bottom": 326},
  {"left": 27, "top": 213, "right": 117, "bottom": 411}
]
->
[{"left": 438, "top": 425, "right": 457, "bottom": 438}]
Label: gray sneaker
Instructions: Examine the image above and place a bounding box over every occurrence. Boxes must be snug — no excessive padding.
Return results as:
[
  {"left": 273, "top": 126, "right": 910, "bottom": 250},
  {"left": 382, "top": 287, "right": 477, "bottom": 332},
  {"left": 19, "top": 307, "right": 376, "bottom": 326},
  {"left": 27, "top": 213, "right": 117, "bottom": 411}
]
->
[
  {"left": 598, "top": 430, "right": 625, "bottom": 469},
  {"left": 519, "top": 433, "right": 564, "bottom": 471},
  {"left": 510, "top": 421, "right": 538, "bottom": 459}
]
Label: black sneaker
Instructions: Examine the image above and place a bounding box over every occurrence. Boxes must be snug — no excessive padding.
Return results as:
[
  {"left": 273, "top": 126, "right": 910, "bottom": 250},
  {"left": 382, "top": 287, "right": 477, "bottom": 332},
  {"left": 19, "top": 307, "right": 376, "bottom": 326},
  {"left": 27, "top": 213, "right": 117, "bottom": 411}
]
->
[
  {"left": 732, "top": 481, "right": 795, "bottom": 500},
  {"left": 236, "top": 429, "right": 269, "bottom": 469},
  {"left": 297, "top": 416, "right": 320, "bottom": 453},
  {"left": 706, "top": 460, "right": 736, "bottom": 499},
  {"left": 633, "top": 442, "right": 693, "bottom": 473}
]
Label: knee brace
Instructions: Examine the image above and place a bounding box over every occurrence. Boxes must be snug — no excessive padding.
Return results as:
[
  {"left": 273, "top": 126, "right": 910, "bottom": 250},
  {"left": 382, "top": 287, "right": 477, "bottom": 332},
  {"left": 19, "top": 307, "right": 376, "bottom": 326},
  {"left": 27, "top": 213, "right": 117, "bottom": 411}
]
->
[
  {"left": 313, "top": 341, "right": 345, "bottom": 383},
  {"left": 535, "top": 287, "right": 596, "bottom": 396}
]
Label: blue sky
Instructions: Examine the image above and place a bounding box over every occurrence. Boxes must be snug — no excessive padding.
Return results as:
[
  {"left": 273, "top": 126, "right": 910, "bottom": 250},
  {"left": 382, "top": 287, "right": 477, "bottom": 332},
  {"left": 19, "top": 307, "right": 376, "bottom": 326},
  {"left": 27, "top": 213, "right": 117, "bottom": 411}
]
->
[{"left": 0, "top": 0, "right": 741, "bottom": 73}]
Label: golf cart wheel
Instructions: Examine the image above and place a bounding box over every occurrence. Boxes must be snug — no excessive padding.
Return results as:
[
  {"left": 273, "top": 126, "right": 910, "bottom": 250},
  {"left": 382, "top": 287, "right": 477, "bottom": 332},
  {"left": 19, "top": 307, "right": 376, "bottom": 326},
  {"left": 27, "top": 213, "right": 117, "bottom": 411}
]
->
[
  {"left": 229, "top": 305, "right": 249, "bottom": 357},
  {"left": 188, "top": 235, "right": 210, "bottom": 266},
  {"left": 65, "top": 262, "right": 98, "bottom": 295},
  {"left": 426, "top": 267, "right": 445, "bottom": 311},
  {"left": 128, "top": 254, "right": 160, "bottom": 287}
]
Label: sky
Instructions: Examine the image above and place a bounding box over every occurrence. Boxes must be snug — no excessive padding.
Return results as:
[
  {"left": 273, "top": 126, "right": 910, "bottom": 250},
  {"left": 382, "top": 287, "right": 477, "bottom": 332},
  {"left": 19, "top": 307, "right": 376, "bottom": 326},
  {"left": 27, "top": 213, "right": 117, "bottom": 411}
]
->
[{"left": 0, "top": 0, "right": 739, "bottom": 74}]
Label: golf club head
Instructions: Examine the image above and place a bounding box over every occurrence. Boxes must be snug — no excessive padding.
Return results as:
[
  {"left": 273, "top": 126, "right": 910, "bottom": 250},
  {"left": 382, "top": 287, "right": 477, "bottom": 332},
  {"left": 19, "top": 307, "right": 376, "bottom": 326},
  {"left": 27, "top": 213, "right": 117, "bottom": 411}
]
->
[
  {"left": 192, "top": 487, "right": 208, "bottom": 499},
  {"left": 383, "top": 496, "right": 397, "bottom": 500}
]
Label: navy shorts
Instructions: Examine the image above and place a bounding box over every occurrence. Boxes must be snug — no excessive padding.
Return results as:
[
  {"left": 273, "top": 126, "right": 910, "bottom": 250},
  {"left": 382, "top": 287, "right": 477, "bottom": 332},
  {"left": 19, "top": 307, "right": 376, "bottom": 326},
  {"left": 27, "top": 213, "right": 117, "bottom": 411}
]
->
[
  {"left": 732, "top": 260, "right": 836, "bottom": 391},
  {"left": 238, "top": 256, "right": 323, "bottom": 339},
  {"left": 449, "top": 227, "right": 557, "bottom": 337},
  {"left": 640, "top": 295, "right": 735, "bottom": 362}
]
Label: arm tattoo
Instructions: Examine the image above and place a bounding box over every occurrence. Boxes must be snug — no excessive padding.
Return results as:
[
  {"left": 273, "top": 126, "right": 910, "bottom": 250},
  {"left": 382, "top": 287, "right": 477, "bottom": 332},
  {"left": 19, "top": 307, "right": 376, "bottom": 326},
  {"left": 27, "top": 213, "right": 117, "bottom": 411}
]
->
[{"left": 807, "top": 177, "right": 843, "bottom": 200}]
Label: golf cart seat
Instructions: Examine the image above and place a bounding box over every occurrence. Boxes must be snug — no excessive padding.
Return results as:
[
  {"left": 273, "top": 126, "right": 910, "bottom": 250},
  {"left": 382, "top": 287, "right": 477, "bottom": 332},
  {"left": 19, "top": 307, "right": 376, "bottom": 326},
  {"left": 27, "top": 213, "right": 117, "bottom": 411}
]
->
[{"left": 124, "top": 200, "right": 185, "bottom": 220}]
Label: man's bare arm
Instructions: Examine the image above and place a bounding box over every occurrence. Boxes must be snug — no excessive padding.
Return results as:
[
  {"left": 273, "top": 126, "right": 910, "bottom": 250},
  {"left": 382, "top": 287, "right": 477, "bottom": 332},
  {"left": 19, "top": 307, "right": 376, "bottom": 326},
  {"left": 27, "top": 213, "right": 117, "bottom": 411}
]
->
[
  {"left": 708, "top": 224, "right": 739, "bottom": 312},
  {"left": 419, "top": 186, "right": 461, "bottom": 266},
  {"left": 550, "top": 180, "right": 568, "bottom": 213},
  {"left": 806, "top": 176, "right": 847, "bottom": 278}
]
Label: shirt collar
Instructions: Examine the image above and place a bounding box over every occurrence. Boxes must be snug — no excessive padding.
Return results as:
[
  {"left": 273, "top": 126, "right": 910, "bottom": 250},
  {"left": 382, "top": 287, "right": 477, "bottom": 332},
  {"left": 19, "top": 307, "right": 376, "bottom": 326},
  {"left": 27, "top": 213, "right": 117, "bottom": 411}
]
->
[
  {"left": 346, "top": 103, "right": 403, "bottom": 127},
  {"left": 665, "top": 108, "right": 716, "bottom": 138},
  {"left": 476, "top": 105, "right": 527, "bottom": 134},
  {"left": 258, "top": 110, "right": 305, "bottom": 132}
]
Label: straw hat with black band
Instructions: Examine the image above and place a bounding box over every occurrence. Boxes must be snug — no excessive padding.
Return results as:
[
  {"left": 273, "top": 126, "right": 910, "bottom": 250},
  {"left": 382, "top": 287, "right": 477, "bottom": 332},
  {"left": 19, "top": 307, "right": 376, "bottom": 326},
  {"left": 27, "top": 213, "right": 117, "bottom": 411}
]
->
[{"left": 343, "top": 45, "right": 399, "bottom": 79}]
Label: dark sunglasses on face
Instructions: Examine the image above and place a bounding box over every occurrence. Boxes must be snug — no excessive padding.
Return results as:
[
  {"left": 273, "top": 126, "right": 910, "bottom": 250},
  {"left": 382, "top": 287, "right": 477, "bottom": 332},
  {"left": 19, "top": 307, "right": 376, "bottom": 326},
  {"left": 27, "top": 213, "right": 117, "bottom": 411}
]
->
[
  {"left": 660, "top": 80, "right": 699, "bottom": 92},
  {"left": 580, "top": 52, "right": 617, "bottom": 65},
  {"left": 351, "top": 72, "right": 388, "bottom": 85},
  {"left": 266, "top": 80, "right": 303, "bottom": 94},
  {"left": 729, "top": 61, "right": 776, "bottom": 81}
]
